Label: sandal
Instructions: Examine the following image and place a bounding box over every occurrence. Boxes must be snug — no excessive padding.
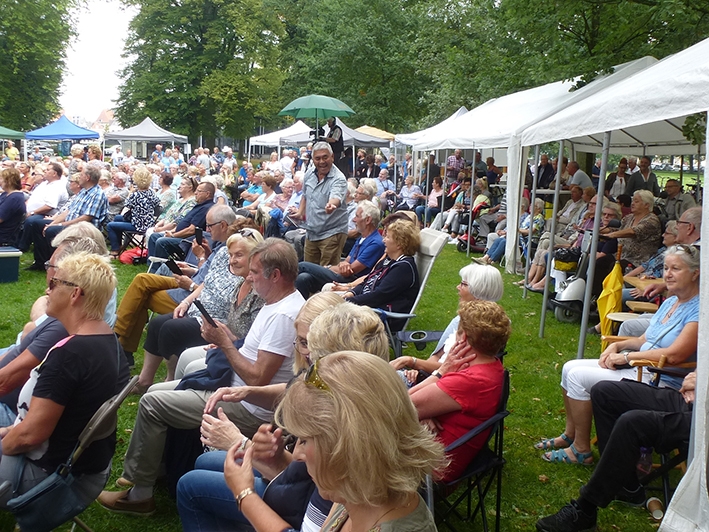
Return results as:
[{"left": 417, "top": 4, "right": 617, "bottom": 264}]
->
[
  {"left": 542, "top": 444, "right": 594, "bottom": 465},
  {"left": 534, "top": 433, "right": 572, "bottom": 451}
]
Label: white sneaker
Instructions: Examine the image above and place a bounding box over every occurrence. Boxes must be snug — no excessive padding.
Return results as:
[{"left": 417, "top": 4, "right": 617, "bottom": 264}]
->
[{"left": 447, "top": 237, "right": 457, "bottom": 245}]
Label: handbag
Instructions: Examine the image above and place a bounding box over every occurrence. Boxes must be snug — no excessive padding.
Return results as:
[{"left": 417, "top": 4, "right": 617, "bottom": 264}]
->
[
  {"left": 554, "top": 247, "right": 581, "bottom": 263},
  {"left": 7, "top": 457, "right": 85, "bottom": 532}
]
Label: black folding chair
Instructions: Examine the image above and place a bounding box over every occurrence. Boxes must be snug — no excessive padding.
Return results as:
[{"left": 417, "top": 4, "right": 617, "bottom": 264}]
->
[{"left": 426, "top": 370, "right": 510, "bottom": 532}]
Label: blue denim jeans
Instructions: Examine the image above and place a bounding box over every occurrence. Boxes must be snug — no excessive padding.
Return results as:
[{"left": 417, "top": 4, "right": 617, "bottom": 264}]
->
[
  {"left": 177, "top": 451, "right": 268, "bottom": 532},
  {"left": 106, "top": 215, "right": 137, "bottom": 252}
]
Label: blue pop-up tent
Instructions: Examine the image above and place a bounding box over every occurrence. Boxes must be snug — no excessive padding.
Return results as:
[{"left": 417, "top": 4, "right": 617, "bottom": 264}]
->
[{"left": 25, "top": 115, "right": 99, "bottom": 140}]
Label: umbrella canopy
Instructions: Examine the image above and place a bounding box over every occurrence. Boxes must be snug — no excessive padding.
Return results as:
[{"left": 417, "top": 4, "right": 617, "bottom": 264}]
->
[
  {"left": 355, "top": 125, "right": 395, "bottom": 141},
  {"left": 0, "top": 125, "right": 24, "bottom": 138},
  {"left": 278, "top": 94, "right": 355, "bottom": 120},
  {"left": 25, "top": 115, "right": 99, "bottom": 140}
]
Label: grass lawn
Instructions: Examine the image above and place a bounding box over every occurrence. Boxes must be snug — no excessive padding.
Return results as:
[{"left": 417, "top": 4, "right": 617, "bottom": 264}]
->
[{"left": 0, "top": 248, "right": 663, "bottom": 531}]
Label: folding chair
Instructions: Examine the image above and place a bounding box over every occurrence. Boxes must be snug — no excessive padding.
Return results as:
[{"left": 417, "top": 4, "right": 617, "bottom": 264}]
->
[
  {"left": 3, "top": 376, "right": 138, "bottom": 532},
  {"left": 118, "top": 230, "right": 148, "bottom": 263},
  {"left": 375, "top": 228, "right": 449, "bottom": 358},
  {"left": 426, "top": 370, "right": 510, "bottom": 532}
]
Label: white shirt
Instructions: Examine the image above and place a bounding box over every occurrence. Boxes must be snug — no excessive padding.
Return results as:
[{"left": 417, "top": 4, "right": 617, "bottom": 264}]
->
[
  {"left": 26, "top": 179, "right": 69, "bottom": 214},
  {"left": 230, "top": 290, "right": 305, "bottom": 420}
]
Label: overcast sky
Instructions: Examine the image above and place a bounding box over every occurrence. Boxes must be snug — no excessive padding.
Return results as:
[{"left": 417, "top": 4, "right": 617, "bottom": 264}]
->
[{"left": 59, "top": 1, "right": 138, "bottom": 123}]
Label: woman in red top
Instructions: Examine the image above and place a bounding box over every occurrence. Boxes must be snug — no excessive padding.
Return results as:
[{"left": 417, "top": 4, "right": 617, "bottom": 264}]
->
[{"left": 409, "top": 300, "right": 510, "bottom": 482}]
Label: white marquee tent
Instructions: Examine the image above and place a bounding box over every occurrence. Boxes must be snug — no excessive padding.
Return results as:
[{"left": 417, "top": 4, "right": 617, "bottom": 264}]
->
[
  {"left": 395, "top": 106, "right": 469, "bottom": 147},
  {"left": 248, "top": 120, "right": 312, "bottom": 149},
  {"left": 512, "top": 38, "right": 709, "bottom": 531}
]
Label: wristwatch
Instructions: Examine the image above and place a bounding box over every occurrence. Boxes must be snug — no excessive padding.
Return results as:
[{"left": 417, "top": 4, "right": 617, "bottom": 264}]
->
[
  {"left": 432, "top": 370, "right": 443, "bottom": 379},
  {"left": 189, "top": 282, "right": 196, "bottom": 292}
]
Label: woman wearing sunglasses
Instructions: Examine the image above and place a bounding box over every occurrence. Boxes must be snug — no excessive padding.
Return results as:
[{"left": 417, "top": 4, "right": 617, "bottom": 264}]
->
[
  {"left": 536, "top": 244, "right": 699, "bottom": 465},
  {"left": 0, "top": 253, "right": 129, "bottom": 508}
]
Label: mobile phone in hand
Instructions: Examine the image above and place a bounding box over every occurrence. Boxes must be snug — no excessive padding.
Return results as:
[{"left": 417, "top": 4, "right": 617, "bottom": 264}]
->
[
  {"left": 193, "top": 299, "right": 217, "bottom": 327},
  {"left": 165, "top": 258, "right": 182, "bottom": 275},
  {"left": 195, "top": 227, "right": 203, "bottom": 246}
]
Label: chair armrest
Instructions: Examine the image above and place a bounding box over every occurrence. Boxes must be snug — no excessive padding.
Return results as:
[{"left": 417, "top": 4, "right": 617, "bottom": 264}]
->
[
  {"left": 445, "top": 410, "right": 509, "bottom": 453},
  {"left": 646, "top": 366, "right": 695, "bottom": 379},
  {"left": 372, "top": 308, "right": 416, "bottom": 321}
]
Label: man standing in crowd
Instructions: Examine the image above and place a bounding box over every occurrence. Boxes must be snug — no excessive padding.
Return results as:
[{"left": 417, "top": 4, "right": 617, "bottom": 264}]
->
[
  {"left": 293, "top": 142, "right": 348, "bottom": 266},
  {"left": 537, "top": 154, "right": 555, "bottom": 189},
  {"left": 446, "top": 149, "right": 466, "bottom": 182},
  {"left": 625, "top": 155, "right": 660, "bottom": 197},
  {"left": 321, "top": 117, "right": 344, "bottom": 161}
]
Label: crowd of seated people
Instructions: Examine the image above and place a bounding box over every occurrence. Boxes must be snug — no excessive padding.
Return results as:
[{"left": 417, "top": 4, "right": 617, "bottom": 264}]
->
[{"left": 7, "top": 144, "right": 706, "bottom": 532}]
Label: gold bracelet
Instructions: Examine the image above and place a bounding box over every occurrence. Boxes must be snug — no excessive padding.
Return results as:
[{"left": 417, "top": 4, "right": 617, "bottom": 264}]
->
[
  {"left": 236, "top": 487, "right": 255, "bottom": 512},
  {"left": 411, "top": 357, "right": 416, "bottom": 368}
]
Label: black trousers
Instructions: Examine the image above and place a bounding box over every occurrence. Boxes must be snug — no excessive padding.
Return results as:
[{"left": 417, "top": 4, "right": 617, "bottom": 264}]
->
[
  {"left": 579, "top": 379, "right": 692, "bottom": 508},
  {"left": 144, "top": 313, "right": 204, "bottom": 359}
]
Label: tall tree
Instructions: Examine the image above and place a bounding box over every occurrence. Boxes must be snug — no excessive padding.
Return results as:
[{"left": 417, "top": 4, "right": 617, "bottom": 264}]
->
[
  {"left": 115, "top": 0, "right": 284, "bottom": 143},
  {"left": 275, "top": 0, "right": 431, "bottom": 131},
  {"left": 0, "top": 0, "right": 76, "bottom": 130}
]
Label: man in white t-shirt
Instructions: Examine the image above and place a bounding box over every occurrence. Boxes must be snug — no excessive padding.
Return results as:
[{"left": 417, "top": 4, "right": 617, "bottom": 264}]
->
[
  {"left": 18, "top": 163, "right": 69, "bottom": 252},
  {"left": 279, "top": 148, "right": 295, "bottom": 180},
  {"left": 99, "top": 238, "right": 305, "bottom": 515}
]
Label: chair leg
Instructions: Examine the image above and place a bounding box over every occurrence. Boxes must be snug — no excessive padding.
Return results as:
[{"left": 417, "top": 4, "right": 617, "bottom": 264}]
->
[{"left": 72, "top": 516, "right": 93, "bottom": 532}]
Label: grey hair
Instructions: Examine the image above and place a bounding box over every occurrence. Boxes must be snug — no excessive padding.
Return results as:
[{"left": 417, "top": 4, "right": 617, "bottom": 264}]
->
[
  {"left": 534, "top": 197, "right": 545, "bottom": 212},
  {"left": 208, "top": 204, "right": 237, "bottom": 225},
  {"left": 312, "top": 141, "right": 332, "bottom": 155},
  {"left": 680, "top": 206, "right": 702, "bottom": 234},
  {"left": 357, "top": 199, "right": 380, "bottom": 227},
  {"left": 664, "top": 244, "right": 700, "bottom": 272},
  {"left": 633, "top": 189, "right": 654, "bottom": 210},
  {"left": 459, "top": 264, "right": 504, "bottom": 302}
]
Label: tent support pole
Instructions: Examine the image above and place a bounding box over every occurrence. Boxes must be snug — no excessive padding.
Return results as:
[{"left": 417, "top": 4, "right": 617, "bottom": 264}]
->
[
  {"left": 523, "top": 145, "right": 541, "bottom": 296},
  {"left": 577, "top": 131, "right": 611, "bottom": 358},
  {"left": 539, "top": 141, "right": 564, "bottom": 338}
]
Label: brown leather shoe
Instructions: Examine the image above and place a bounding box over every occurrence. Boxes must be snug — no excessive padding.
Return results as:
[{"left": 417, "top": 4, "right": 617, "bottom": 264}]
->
[
  {"left": 116, "top": 477, "right": 134, "bottom": 488},
  {"left": 98, "top": 489, "right": 156, "bottom": 516}
]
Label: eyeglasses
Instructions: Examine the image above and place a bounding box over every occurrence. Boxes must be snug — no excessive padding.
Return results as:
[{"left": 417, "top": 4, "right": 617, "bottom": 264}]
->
[
  {"left": 205, "top": 221, "right": 222, "bottom": 229},
  {"left": 459, "top": 280, "right": 469, "bottom": 287},
  {"left": 304, "top": 358, "right": 330, "bottom": 392},
  {"left": 676, "top": 220, "right": 692, "bottom": 227},
  {"left": 49, "top": 277, "right": 81, "bottom": 291},
  {"left": 44, "top": 261, "right": 57, "bottom": 271},
  {"left": 238, "top": 228, "right": 259, "bottom": 241}
]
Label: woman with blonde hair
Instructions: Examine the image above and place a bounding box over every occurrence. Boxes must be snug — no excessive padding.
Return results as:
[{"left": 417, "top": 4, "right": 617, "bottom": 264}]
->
[
  {"left": 106, "top": 165, "right": 161, "bottom": 258},
  {"left": 221, "top": 351, "right": 443, "bottom": 531},
  {"left": 178, "top": 303, "right": 390, "bottom": 531}
]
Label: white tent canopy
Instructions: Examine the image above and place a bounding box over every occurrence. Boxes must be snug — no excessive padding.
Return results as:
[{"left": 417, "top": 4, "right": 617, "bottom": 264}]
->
[
  {"left": 248, "top": 120, "right": 312, "bottom": 148},
  {"left": 104, "top": 117, "right": 188, "bottom": 143},
  {"left": 281, "top": 119, "right": 389, "bottom": 148},
  {"left": 411, "top": 57, "right": 657, "bottom": 152},
  {"left": 521, "top": 38, "right": 709, "bottom": 155},
  {"left": 395, "top": 106, "right": 469, "bottom": 148}
]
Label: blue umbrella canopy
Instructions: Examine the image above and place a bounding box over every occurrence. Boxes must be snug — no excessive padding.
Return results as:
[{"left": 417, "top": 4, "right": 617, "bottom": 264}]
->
[{"left": 278, "top": 94, "right": 355, "bottom": 120}]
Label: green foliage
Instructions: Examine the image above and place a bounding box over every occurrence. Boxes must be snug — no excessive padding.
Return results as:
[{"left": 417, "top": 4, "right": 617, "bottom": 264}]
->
[
  {"left": 0, "top": 0, "right": 77, "bottom": 130},
  {"left": 275, "top": 0, "right": 432, "bottom": 131},
  {"left": 681, "top": 112, "right": 707, "bottom": 147},
  {"left": 115, "top": 0, "right": 285, "bottom": 142}
]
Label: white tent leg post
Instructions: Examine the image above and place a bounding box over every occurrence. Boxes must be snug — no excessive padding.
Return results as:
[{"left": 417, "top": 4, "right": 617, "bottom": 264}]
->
[
  {"left": 576, "top": 132, "right": 611, "bottom": 359},
  {"left": 539, "top": 141, "right": 565, "bottom": 338},
  {"left": 523, "top": 145, "right": 541, "bottom": 296}
]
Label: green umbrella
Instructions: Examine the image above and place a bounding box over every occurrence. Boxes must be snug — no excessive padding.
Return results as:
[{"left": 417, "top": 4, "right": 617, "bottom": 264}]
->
[{"left": 278, "top": 94, "right": 355, "bottom": 120}]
